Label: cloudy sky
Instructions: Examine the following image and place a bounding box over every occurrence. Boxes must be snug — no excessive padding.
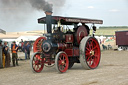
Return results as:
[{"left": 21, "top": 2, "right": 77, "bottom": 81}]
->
[{"left": 0, "top": 0, "right": 128, "bottom": 32}]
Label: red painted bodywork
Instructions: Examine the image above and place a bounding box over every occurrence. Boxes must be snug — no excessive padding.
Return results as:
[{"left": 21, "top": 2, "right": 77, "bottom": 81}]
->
[
  {"left": 65, "top": 34, "right": 74, "bottom": 43},
  {"left": 64, "top": 47, "right": 79, "bottom": 57},
  {"left": 73, "top": 47, "right": 79, "bottom": 56},
  {"left": 115, "top": 31, "right": 128, "bottom": 45},
  {"left": 57, "top": 43, "right": 72, "bottom": 50}
]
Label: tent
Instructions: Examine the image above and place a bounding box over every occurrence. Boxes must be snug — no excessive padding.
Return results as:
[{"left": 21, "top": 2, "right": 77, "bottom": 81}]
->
[{"left": 16, "top": 36, "right": 40, "bottom": 44}]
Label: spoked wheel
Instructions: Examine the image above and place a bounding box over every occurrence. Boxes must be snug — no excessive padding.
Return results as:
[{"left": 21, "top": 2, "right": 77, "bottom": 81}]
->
[
  {"left": 33, "top": 37, "right": 46, "bottom": 52},
  {"left": 80, "top": 36, "right": 101, "bottom": 69},
  {"left": 55, "top": 51, "right": 69, "bottom": 73},
  {"left": 30, "top": 52, "right": 44, "bottom": 73}
]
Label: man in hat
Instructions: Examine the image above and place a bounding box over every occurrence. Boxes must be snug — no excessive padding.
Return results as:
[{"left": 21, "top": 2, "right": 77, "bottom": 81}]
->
[
  {"left": 3, "top": 41, "right": 10, "bottom": 67},
  {"left": 11, "top": 41, "right": 18, "bottom": 66}
]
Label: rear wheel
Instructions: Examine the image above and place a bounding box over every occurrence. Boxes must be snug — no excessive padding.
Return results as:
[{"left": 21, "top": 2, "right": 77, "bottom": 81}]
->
[
  {"left": 80, "top": 36, "right": 101, "bottom": 69},
  {"left": 55, "top": 51, "right": 69, "bottom": 73},
  {"left": 30, "top": 52, "right": 44, "bottom": 73}
]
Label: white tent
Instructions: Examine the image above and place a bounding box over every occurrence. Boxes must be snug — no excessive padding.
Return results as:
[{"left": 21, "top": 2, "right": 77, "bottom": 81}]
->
[{"left": 16, "top": 36, "right": 40, "bottom": 44}]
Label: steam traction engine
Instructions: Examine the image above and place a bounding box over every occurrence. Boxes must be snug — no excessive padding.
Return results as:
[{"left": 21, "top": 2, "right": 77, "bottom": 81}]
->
[{"left": 30, "top": 11, "right": 103, "bottom": 73}]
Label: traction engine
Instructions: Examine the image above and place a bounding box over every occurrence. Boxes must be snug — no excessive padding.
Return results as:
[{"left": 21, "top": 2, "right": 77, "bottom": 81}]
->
[{"left": 30, "top": 11, "right": 103, "bottom": 73}]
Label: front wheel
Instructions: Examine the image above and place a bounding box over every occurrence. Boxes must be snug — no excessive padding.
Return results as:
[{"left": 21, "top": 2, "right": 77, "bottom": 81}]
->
[
  {"left": 55, "top": 51, "right": 69, "bottom": 73},
  {"left": 30, "top": 52, "right": 44, "bottom": 73}
]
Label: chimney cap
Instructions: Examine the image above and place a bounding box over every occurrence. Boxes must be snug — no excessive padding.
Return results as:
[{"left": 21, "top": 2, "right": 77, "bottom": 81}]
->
[{"left": 45, "top": 11, "right": 53, "bottom": 15}]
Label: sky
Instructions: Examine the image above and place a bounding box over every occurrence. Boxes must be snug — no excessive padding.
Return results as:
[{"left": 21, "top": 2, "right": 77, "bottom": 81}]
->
[{"left": 0, "top": 0, "right": 128, "bottom": 32}]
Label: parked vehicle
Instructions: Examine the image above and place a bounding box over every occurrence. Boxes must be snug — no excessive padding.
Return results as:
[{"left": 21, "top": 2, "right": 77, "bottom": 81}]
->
[{"left": 115, "top": 31, "right": 128, "bottom": 50}]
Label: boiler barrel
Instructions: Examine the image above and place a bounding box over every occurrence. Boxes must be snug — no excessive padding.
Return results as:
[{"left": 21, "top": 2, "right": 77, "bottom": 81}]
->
[{"left": 42, "top": 40, "right": 72, "bottom": 54}]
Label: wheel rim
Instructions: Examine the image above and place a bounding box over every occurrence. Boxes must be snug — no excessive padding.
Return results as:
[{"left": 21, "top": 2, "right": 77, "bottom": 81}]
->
[
  {"left": 32, "top": 53, "right": 44, "bottom": 72},
  {"left": 85, "top": 38, "right": 100, "bottom": 69},
  {"left": 57, "top": 52, "right": 69, "bottom": 73},
  {"left": 33, "top": 37, "right": 46, "bottom": 52}
]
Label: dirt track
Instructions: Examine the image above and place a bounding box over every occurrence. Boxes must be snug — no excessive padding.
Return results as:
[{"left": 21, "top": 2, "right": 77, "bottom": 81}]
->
[{"left": 0, "top": 50, "right": 128, "bottom": 85}]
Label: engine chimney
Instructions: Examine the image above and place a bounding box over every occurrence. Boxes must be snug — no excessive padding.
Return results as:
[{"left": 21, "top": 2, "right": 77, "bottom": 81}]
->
[{"left": 45, "top": 11, "right": 53, "bottom": 33}]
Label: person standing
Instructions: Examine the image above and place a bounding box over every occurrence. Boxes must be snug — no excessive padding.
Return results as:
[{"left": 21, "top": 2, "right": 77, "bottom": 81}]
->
[
  {"left": 27, "top": 42, "right": 31, "bottom": 59},
  {"left": 11, "top": 41, "right": 18, "bottom": 66},
  {"left": 21, "top": 39, "right": 24, "bottom": 52},
  {"left": 24, "top": 42, "right": 31, "bottom": 59},
  {"left": 24, "top": 43, "right": 28, "bottom": 60},
  {"left": 0, "top": 40, "right": 3, "bottom": 68},
  {"left": 3, "top": 41, "right": 11, "bottom": 67}
]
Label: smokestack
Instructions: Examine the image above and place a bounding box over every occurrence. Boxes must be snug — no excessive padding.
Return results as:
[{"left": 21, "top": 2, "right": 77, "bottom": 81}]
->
[{"left": 45, "top": 11, "right": 53, "bottom": 33}]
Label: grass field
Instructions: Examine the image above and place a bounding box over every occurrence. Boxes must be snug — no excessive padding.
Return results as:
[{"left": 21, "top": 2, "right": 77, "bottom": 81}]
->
[{"left": 90, "top": 27, "right": 128, "bottom": 36}]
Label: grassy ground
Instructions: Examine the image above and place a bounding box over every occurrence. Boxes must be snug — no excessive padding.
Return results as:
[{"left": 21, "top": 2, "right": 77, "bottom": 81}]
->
[{"left": 90, "top": 27, "right": 128, "bottom": 36}]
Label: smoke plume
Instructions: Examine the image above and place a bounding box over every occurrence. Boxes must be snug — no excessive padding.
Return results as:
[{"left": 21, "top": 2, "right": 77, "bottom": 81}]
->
[
  {"left": 0, "top": 0, "right": 66, "bottom": 32},
  {"left": 1, "top": 0, "right": 54, "bottom": 11},
  {"left": 28, "top": 0, "right": 53, "bottom": 11}
]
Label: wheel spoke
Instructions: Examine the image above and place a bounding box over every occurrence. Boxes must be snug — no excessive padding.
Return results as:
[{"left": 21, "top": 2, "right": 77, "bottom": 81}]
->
[
  {"left": 92, "top": 45, "right": 98, "bottom": 50},
  {"left": 59, "top": 65, "right": 63, "bottom": 70},
  {"left": 59, "top": 57, "right": 62, "bottom": 61},
  {"left": 35, "top": 65, "right": 37, "bottom": 70},
  {"left": 90, "top": 40, "right": 93, "bottom": 49},
  {"left": 63, "top": 56, "right": 65, "bottom": 60},
  {"left": 91, "top": 59, "right": 94, "bottom": 65},
  {"left": 65, "top": 59, "right": 67, "bottom": 61},
  {"left": 64, "top": 63, "right": 66, "bottom": 66},
  {"left": 93, "top": 58, "right": 96, "bottom": 66},
  {"left": 88, "top": 42, "right": 91, "bottom": 50},
  {"left": 89, "top": 55, "right": 94, "bottom": 65},
  {"left": 85, "top": 52, "right": 90, "bottom": 56},
  {"left": 86, "top": 56, "right": 91, "bottom": 61},
  {"left": 89, "top": 60, "right": 91, "bottom": 65},
  {"left": 37, "top": 65, "right": 39, "bottom": 69},
  {"left": 86, "top": 47, "right": 90, "bottom": 52},
  {"left": 58, "top": 60, "right": 62, "bottom": 65},
  {"left": 61, "top": 65, "right": 64, "bottom": 70}
]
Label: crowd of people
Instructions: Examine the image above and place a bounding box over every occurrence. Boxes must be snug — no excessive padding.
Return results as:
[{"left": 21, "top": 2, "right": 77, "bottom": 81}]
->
[{"left": 0, "top": 39, "right": 32, "bottom": 68}]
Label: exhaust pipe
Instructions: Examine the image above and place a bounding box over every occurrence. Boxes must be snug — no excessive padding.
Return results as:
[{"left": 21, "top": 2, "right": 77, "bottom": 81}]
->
[{"left": 45, "top": 11, "right": 52, "bottom": 33}]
